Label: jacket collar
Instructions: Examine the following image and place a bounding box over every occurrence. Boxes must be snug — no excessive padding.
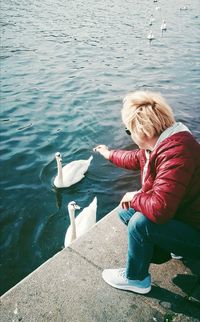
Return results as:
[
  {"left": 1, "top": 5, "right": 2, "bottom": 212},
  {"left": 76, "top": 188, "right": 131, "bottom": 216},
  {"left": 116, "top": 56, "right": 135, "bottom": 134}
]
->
[{"left": 153, "top": 122, "right": 191, "bottom": 151}]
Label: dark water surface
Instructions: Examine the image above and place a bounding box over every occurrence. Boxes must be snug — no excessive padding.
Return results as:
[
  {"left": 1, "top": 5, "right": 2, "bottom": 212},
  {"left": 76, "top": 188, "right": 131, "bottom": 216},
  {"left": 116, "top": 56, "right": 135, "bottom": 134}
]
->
[{"left": 0, "top": 0, "right": 200, "bottom": 295}]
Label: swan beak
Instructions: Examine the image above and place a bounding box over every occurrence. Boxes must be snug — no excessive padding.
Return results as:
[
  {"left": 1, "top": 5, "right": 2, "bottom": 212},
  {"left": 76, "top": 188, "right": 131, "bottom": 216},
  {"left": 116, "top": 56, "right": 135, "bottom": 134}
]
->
[
  {"left": 60, "top": 158, "right": 62, "bottom": 163},
  {"left": 75, "top": 205, "right": 81, "bottom": 210}
]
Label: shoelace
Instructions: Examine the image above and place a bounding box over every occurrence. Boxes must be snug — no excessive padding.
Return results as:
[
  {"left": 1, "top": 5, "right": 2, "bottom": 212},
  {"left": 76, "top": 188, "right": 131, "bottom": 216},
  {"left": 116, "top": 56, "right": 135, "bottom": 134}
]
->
[{"left": 118, "top": 269, "right": 127, "bottom": 279}]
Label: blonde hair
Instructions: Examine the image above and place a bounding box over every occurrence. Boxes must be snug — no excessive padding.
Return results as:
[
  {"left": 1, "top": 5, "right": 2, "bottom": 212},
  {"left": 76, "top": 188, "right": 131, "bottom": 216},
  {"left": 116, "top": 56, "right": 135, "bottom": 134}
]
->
[{"left": 121, "top": 91, "right": 175, "bottom": 138}]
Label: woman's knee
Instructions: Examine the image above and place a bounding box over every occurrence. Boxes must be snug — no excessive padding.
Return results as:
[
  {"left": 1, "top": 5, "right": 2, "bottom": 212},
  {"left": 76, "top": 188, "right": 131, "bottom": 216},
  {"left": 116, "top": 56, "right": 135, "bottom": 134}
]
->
[{"left": 128, "top": 211, "right": 150, "bottom": 233}]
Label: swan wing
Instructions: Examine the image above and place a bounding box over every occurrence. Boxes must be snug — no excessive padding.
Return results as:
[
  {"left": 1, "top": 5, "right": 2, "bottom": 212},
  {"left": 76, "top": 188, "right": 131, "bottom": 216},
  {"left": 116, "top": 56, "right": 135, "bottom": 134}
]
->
[
  {"left": 62, "top": 156, "right": 93, "bottom": 187},
  {"left": 75, "top": 197, "right": 97, "bottom": 238}
]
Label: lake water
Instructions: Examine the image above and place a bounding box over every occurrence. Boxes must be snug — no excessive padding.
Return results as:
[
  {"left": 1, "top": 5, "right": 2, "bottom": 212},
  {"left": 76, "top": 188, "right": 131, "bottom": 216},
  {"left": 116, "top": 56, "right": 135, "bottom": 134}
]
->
[{"left": 0, "top": 0, "right": 200, "bottom": 295}]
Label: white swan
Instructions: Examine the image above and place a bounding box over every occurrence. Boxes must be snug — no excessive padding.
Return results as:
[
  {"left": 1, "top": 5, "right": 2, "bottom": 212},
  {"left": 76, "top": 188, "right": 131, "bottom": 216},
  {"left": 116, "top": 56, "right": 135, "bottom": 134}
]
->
[
  {"left": 53, "top": 152, "right": 93, "bottom": 188},
  {"left": 64, "top": 197, "right": 97, "bottom": 247},
  {"left": 149, "top": 15, "right": 155, "bottom": 26},
  {"left": 161, "top": 20, "right": 167, "bottom": 31},
  {"left": 147, "top": 30, "right": 154, "bottom": 41}
]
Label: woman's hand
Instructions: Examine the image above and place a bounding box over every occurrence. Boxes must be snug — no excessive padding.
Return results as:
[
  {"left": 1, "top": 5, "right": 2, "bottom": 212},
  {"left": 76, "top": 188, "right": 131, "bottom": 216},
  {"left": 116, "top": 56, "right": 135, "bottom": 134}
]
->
[
  {"left": 120, "top": 191, "right": 138, "bottom": 210},
  {"left": 93, "top": 144, "right": 111, "bottom": 160}
]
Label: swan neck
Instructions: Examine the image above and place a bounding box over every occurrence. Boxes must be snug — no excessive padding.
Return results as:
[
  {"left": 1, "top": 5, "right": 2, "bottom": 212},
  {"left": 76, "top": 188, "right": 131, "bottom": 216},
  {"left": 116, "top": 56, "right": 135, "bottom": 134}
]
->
[
  {"left": 68, "top": 208, "right": 76, "bottom": 242},
  {"left": 56, "top": 159, "right": 63, "bottom": 182}
]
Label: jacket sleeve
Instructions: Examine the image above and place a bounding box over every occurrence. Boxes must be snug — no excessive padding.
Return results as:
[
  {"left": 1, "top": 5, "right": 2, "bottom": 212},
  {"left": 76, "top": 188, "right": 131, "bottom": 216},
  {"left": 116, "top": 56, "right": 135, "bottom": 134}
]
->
[
  {"left": 130, "top": 144, "right": 196, "bottom": 224},
  {"left": 109, "top": 149, "right": 142, "bottom": 170}
]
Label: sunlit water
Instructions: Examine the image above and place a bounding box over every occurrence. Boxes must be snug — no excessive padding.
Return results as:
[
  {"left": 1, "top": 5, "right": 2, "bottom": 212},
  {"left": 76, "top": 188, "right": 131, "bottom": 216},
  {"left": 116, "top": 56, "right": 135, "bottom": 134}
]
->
[{"left": 0, "top": 0, "right": 199, "bottom": 295}]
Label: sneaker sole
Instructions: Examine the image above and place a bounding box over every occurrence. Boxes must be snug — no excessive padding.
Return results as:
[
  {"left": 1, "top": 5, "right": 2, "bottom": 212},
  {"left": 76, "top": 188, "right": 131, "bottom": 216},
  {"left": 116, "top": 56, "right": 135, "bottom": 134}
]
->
[{"left": 102, "top": 275, "right": 151, "bottom": 294}]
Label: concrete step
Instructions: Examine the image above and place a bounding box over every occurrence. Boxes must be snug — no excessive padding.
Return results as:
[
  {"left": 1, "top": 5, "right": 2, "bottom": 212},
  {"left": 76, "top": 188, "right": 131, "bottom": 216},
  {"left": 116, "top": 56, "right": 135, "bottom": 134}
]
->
[{"left": 1, "top": 207, "right": 200, "bottom": 322}]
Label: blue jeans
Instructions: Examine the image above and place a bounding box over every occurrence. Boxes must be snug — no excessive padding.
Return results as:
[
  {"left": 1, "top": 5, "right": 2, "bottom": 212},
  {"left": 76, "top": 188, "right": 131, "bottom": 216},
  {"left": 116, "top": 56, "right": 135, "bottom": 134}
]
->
[{"left": 118, "top": 208, "right": 200, "bottom": 280}]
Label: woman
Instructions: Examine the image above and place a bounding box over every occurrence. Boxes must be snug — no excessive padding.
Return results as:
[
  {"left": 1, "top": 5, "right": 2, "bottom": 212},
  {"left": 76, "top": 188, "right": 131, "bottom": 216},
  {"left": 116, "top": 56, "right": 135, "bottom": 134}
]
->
[{"left": 94, "top": 91, "right": 200, "bottom": 294}]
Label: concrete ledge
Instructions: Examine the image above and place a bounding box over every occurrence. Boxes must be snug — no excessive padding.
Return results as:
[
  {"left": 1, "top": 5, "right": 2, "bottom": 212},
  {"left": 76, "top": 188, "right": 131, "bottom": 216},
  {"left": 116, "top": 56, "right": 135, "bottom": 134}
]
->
[{"left": 1, "top": 207, "right": 200, "bottom": 322}]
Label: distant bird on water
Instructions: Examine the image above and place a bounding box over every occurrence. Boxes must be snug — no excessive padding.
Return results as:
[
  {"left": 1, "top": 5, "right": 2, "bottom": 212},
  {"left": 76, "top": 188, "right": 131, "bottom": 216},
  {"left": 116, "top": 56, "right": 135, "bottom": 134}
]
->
[
  {"left": 147, "top": 30, "right": 155, "bottom": 43},
  {"left": 161, "top": 20, "right": 167, "bottom": 31},
  {"left": 149, "top": 14, "right": 155, "bottom": 26},
  {"left": 161, "top": 20, "right": 167, "bottom": 35},
  {"left": 180, "top": 6, "right": 188, "bottom": 11}
]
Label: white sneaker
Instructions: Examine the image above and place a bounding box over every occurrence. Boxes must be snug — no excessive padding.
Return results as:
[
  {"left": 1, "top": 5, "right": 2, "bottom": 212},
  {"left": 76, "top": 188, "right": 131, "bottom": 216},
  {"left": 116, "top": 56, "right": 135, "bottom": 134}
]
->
[
  {"left": 102, "top": 268, "right": 151, "bottom": 294},
  {"left": 170, "top": 253, "right": 183, "bottom": 260}
]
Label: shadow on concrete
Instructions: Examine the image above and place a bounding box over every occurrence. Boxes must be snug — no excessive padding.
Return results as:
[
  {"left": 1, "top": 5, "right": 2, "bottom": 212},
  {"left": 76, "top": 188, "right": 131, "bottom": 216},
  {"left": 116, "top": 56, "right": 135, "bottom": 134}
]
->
[
  {"left": 147, "top": 259, "right": 200, "bottom": 320},
  {"left": 173, "top": 274, "right": 199, "bottom": 295},
  {"left": 181, "top": 258, "right": 200, "bottom": 276},
  {"left": 148, "top": 285, "right": 200, "bottom": 320},
  {"left": 174, "top": 258, "right": 200, "bottom": 308}
]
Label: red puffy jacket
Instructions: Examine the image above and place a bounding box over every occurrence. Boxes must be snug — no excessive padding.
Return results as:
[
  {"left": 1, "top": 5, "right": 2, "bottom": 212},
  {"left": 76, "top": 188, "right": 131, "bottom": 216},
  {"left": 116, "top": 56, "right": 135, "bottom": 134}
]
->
[{"left": 109, "top": 131, "right": 200, "bottom": 229}]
